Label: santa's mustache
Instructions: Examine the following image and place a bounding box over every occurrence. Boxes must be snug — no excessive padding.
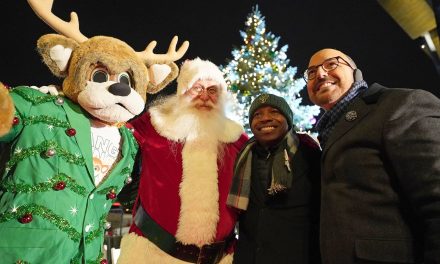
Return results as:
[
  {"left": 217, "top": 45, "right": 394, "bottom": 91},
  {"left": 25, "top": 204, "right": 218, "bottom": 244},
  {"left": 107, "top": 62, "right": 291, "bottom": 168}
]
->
[{"left": 191, "top": 99, "right": 216, "bottom": 108}]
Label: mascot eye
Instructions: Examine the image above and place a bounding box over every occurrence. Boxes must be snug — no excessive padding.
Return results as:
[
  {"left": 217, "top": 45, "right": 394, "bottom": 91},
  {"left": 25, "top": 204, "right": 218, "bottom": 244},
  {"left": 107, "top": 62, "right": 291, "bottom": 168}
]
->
[
  {"left": 91, "top": 69, "right": 109, "bottom": 83},
  {"left": 118, "top": 72, "right": 132, "bottom": 87}
]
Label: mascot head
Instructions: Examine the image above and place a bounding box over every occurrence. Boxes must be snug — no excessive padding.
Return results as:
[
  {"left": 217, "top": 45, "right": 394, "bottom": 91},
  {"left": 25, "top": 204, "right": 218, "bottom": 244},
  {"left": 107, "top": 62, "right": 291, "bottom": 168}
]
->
[{"left": 29, "top": 0, "right": 189, "bottom": 124}]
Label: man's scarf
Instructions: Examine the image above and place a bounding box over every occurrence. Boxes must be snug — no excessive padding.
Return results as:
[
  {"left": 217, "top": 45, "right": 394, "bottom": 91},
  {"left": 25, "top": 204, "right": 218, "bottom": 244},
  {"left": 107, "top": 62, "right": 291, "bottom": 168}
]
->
[
  {"left": 227, "top": 130, "right": 299, "bottom": 210},
  {"left": 316, "top": 80, "right": 368, "bottom": 147}
]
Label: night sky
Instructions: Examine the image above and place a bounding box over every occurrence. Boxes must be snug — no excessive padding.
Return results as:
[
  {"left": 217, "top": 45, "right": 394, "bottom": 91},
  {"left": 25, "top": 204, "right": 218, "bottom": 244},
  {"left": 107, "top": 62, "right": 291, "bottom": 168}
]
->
[{"left": 1, "top": 0, "right": 439, "bottom": 102}]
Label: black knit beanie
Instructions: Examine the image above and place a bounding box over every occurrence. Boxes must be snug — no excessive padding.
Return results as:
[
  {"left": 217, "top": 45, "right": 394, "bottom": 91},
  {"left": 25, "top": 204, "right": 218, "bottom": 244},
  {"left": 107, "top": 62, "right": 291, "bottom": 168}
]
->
[{"left": 249, "top": 93, "right": 293, "bottom": 129}]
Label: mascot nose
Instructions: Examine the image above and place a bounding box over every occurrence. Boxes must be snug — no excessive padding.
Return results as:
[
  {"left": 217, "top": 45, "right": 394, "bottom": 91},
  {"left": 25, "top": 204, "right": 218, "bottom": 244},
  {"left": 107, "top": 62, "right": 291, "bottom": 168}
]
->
[{"left": 108, "top": 83, "right": 131, "bottom": 96}]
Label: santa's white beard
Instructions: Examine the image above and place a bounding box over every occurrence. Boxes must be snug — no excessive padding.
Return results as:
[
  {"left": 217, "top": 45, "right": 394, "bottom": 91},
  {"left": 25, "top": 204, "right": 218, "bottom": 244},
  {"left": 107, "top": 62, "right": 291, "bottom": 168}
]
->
[{"left": 152, "top": 94, "right": 227, "bottom": 145}]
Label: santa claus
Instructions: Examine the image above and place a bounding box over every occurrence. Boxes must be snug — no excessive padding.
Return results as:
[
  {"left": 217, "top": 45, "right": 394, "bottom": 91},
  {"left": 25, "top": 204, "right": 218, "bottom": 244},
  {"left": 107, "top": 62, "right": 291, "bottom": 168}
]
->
[{"left": 118, "top": 58, "right": 248, "bottom": 264}]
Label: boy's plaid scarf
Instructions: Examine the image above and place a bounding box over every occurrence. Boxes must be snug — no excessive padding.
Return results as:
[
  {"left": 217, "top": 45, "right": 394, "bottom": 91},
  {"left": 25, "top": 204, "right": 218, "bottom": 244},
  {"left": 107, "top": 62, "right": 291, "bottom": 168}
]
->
[{"left": 227, "top": 130, "right": 299, "bottom": 210}]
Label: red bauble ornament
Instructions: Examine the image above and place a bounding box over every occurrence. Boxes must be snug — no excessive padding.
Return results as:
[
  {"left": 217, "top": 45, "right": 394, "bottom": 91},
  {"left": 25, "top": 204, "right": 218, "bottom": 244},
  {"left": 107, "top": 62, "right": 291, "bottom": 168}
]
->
[
  {"left": 19, "top": 213, "right": 33, "bottom": 224},
  {"left": 100, "top": 259, "right": 108, "bottom": 264},
  {"left": 12, "top": 117, "right": 19, "bottom": 125},
  {"left": 66, "top": 128, "right": 76, "bottom": 136},
  {"left": 106, "top": 190, "right": 117, "bottom": 200},
  {"left": 53, "top": 181, "right": 66, "bottom": 191}
]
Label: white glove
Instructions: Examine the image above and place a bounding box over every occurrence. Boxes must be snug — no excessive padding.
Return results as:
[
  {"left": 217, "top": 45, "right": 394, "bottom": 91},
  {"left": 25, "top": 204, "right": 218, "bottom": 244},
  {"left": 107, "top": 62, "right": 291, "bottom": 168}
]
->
[{"left": 30, "top": 85, "right": 60, "bottom": 96}]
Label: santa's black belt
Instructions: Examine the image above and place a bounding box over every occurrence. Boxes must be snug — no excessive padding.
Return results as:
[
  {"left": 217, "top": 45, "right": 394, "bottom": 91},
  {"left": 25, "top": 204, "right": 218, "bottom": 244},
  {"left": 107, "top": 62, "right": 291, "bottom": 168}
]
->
[{"left": 134, "top": 203, "right": 231, "bottom": 264}]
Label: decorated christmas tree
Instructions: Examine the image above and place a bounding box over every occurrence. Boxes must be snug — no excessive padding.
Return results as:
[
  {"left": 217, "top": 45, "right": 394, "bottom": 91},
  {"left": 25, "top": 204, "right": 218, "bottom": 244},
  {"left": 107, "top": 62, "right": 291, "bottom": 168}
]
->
[{"left": 222, "top": 5, "right": 320, "bottom": 135}]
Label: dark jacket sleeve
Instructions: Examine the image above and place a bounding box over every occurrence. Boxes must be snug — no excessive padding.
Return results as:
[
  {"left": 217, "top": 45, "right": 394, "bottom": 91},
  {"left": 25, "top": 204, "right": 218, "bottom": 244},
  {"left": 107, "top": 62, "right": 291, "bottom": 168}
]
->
[{"left": 384, "top": 89, "right": 440, "bottom": 263}]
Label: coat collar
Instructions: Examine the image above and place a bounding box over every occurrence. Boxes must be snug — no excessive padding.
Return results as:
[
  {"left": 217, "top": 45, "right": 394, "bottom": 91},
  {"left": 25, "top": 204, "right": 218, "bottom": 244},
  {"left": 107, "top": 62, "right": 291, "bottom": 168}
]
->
[{"left": 321, "top": 83, "right": 385, "bottom": 158}]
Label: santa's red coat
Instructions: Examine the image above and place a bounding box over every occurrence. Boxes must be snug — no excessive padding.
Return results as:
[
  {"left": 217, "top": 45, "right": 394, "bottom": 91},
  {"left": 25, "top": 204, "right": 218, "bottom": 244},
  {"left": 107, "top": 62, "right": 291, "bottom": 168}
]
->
[{"left": 129, "top": 111, "right": 248, "bottom": 244}]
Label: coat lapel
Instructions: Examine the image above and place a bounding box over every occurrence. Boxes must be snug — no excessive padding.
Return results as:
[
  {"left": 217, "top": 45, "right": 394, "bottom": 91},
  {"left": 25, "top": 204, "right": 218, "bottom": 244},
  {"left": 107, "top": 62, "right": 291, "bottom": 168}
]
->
[
  {"left": 63, "top": 99, "right": 94, "bottom": 182},
  {"left": 321, "top": 87, "right": 381, "bottom": 158},
  {"left": 323, "top": 99, "right": 370, "bottom": 154}
]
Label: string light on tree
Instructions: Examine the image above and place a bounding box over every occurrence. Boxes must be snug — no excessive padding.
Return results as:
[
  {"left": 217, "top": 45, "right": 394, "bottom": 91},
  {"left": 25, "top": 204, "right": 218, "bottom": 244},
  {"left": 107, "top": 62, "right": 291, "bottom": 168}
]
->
[{"left": 222, "top": 5, "right": 320, "bottom": 135}]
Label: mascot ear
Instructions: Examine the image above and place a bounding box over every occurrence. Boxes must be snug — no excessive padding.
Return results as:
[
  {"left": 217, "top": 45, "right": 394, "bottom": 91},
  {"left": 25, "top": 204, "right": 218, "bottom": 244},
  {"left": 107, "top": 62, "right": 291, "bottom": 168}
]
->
[
  {"left": 147, "top": 62, "right": 179, "bottom": 94},
  {"left": 0, "top": 83, "right": 14, "bottom": 137},
  {"left": 37, "top": 34, "right": 79, "bottom": 78}
]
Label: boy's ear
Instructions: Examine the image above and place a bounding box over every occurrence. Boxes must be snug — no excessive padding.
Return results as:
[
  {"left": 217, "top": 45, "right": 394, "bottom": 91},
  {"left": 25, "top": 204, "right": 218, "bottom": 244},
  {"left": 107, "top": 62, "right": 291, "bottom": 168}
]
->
[{"left": 37, "top": 34, "right": 80, "bottom": 78}]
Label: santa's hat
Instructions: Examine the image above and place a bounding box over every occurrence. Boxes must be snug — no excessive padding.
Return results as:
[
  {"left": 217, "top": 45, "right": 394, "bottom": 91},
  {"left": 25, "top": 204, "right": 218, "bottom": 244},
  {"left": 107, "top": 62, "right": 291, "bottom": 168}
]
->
[{"left": 176, "top": 58, "right": 227, "bottom": 95}]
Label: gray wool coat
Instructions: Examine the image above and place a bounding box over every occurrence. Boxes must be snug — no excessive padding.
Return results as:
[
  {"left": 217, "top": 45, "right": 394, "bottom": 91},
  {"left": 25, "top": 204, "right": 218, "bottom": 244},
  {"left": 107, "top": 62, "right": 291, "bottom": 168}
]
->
[{"left": 320, "top": 83, "right": 440, "bottom": 264}]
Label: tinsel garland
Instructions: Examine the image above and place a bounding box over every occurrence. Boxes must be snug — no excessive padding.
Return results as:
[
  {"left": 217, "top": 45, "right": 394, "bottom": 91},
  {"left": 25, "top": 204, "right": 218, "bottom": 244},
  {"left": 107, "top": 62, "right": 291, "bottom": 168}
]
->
[
  {"left": 6, "top": 140, "right": 86, "bottom": 171},
  {"left": 0, "top": 204, "right": 109, "bottom": 245},
  {"left": 23, "top": 115, "right": 70, "bottom": 128},
  {"left": 15, "top": 260, "right": 30, "bottom": 264},
  {"left": 97, "top": 186, "right": 118, "bottom": 195},
  {"left": 120, "top": 167, "right": 131, "bottom": 175},
  {"left": 87, "top": 252, "right": 105, "bottom": 264},
  {"left": 13, "top": 88, "right": 58, "bottom": 105},
  {"left": 85, "top": 214, "right": 107, "bottom": 244},
  {"left": 71, "top": 252, "right": 82, "bottom": 264},
  {"left": 1, "top": 173, "right": 87, "bottom": 196},
  {"left": 0, "top": 203, "right": 81, "bottom": 242},
  {"left": 71, "top": 250, "right": 105, "bottom": 264}
]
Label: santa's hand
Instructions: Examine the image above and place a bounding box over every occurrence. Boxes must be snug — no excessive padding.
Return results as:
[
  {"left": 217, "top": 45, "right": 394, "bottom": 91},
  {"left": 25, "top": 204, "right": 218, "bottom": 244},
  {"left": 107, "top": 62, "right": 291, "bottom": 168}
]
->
[{"left": 30, "top": 85, "right": 60, "bottom": 96}]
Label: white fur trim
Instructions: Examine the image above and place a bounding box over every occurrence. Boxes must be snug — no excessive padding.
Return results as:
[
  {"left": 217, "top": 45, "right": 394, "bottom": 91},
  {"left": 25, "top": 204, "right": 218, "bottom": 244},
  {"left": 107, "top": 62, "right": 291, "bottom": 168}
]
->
[
  {"left": 219, "top": 253, "right": 233, "bottom": 264},
  {"left": 175, "top": 138, "right": 219, "bottom": 246},
  {"left": 177, "top": 58, "right": 227, "bottom": 95},
  {"left": 118, "top": 233, "right": 192, "bottom": 264},
  {"left": 217, "top": 117, "right": 244, "bottom": 143},
  {"left": 118, "top": 233, "right": 233, "bottom": 264}
]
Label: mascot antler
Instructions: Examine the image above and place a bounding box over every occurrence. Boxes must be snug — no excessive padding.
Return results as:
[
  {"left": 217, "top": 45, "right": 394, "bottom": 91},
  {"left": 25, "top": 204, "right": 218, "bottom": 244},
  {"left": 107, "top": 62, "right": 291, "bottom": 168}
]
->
[
  {"left": 27, "top": 0, "right": 189, "bottom": 64},
  {"left": 27, "top": 0, "right": 88, "bottom": 43},
  {"left": 138, "top": 36, "right": 189, "bottom": 65}
]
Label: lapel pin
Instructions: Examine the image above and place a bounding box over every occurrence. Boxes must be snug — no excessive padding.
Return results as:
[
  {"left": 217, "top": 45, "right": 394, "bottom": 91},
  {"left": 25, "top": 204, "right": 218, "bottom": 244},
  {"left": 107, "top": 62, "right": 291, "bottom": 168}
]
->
[{"left": 345, "top": 110, "right": 358, "bottom": 122}]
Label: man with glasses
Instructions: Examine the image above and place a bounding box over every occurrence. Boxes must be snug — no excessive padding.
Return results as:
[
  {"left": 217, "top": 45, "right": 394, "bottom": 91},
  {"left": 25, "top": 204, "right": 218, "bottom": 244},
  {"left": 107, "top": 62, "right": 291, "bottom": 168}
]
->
[
  {"left": 118, "top": 58, "right": 248, "bottom": 264},
  {"left": 305, "top": 48, "right": 440, "bottom": 263}
]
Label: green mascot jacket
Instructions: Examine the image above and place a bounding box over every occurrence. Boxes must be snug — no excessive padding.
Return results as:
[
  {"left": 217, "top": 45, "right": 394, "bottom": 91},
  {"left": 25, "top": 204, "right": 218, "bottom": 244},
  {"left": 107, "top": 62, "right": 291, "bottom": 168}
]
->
[{"left": 0, "top": 87, "right": 138, "bottom": 264}]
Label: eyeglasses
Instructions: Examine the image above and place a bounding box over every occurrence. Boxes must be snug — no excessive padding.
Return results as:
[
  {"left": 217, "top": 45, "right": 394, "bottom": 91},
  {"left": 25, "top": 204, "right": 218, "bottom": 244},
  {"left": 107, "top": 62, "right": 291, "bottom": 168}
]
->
[
  {"left": 303, "top": 56, "right": 354, "bottom": 82},
  {"left": 188, "top": 84, "right": 219, "bottom": 97}
]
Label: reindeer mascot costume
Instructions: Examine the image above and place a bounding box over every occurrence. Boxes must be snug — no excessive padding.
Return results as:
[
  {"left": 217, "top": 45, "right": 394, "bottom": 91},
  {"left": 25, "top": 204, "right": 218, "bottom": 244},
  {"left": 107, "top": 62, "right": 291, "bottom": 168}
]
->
[{"left": 0, "top": 1, "right": 188, "bottom": 263}]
